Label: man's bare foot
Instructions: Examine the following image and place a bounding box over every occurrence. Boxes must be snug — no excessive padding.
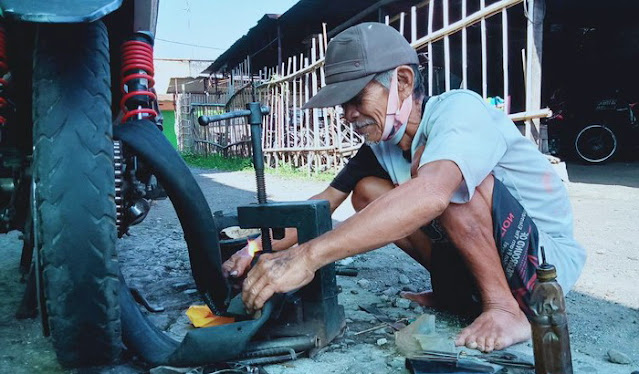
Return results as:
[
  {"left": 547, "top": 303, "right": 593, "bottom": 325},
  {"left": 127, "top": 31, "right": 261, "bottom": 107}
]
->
[
  {"left": 455, "top": 302, "right": 531, "bottom": 353},
  {"left": 400, "top": 290, "right": 437, "bottom": 307}
]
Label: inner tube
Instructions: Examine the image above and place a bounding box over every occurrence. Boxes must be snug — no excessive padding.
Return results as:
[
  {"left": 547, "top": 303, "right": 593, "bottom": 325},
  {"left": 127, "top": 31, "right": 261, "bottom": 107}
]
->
[{"left": 114, "top": 119, "right": 272, "bottom": 365}]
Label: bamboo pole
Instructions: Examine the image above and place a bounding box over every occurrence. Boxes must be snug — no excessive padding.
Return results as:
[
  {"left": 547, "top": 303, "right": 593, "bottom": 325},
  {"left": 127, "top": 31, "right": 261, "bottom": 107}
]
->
[
  {"left": 444, "top": 0, "right": 451, "bottom": 91},
  {"left": 502, "top": 8, "right": 509, "bottom": 113},
  {"left": 280, "top": 82, "right": 285, "bottom": 148},
  {"left": 427, "top": 0, "right": 434, "bottom": 96},
  {"left": 322, "top": 22, "right": 328, "bottom": 51},
  {"left": 411, "top": 6, "right": 417, "bottom": 43},
  {"left": 412, "top": 0, "right": 524, "bottom": 49},
  {"left": 318, "top": 34, "right": 330, "bottom": 148},
  {"left": 481, "top": 0, "right": 488, "bottom": 99},
  {"left": 304, "top": 56, "right": 310, "bottom": 153},
  {"left": 293, "top": 55, "right": 298, "bottom": 148},
  {"left": 310, "top": 38, "right": 320, "bottom": 148},
  {"left": 286, "top": 58, "right": 292, "bottom": 148},
  {"left": 462, "top": 0, "right": 468, "bottom": 89}
]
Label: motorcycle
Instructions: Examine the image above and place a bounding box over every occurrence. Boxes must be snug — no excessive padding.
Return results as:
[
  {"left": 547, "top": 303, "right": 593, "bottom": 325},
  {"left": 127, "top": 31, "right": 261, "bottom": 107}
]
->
[
  {"left": 0, "top": 0, "right": 234, "bottom": 368},
  {"left": 546, "top": 89, "right": 639, "bottom": 164}
]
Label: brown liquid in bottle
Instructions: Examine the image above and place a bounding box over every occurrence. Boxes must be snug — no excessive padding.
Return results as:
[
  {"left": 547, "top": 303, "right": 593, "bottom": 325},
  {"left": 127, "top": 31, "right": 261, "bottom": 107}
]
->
[{"left": 529, "top": 246, "right": 573, "bottom": 374}]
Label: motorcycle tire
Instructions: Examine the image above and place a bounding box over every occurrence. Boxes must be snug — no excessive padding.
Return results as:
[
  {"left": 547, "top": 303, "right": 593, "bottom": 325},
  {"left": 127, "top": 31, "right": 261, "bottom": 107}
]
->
[
  {"left": 32, "top": 21, "right": 121, "bottom": 367},
  {"left": 574, "top": 124, "right": 618, "bottom": 164}
]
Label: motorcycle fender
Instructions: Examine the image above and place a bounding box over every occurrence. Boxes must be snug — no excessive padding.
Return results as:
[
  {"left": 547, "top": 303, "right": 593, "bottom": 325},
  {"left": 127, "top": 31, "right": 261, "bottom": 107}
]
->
[{"left": 0, "top": 0, "right": 123, "bottom": 23}]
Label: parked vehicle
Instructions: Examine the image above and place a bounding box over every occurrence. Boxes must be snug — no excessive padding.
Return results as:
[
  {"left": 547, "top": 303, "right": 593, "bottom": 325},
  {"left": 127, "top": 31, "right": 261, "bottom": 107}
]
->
[
  {"left": 546, "top": 89, "right": 639, "bottom": 163},
  {"left": 0, "top": 0, "right": 234, "bottom": 368}
]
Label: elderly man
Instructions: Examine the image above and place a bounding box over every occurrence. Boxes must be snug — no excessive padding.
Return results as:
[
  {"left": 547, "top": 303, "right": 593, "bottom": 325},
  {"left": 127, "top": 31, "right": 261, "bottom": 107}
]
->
[{"left": 222, "top": 22, "right": 586, "bottom": 353}]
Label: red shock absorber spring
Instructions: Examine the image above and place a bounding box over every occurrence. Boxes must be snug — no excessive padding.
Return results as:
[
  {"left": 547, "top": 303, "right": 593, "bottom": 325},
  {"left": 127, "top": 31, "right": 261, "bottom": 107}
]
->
[
  {"left": 0, "top": 24, "right": 9, "bottom": 126},
  {"left": 120, "top": 33, "right": 157, "bottom": 123}
]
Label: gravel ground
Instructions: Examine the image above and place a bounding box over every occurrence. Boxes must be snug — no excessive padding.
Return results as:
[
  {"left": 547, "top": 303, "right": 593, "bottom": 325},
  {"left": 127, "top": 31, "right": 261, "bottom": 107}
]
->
[{"left": 0, "top": 161, "right": 638, "bottom": 373}]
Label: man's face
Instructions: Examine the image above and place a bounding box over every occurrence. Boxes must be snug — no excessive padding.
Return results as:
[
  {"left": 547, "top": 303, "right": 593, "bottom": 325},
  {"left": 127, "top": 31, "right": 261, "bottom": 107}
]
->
[{"left": 341, "top": 81, "right": 388, "bottom": 145}]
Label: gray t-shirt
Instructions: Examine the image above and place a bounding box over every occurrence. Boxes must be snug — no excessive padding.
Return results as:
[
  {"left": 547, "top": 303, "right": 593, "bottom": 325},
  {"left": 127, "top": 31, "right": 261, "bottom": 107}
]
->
[{"left": 370, "top": 89, "right": 586, "bottom": 292}]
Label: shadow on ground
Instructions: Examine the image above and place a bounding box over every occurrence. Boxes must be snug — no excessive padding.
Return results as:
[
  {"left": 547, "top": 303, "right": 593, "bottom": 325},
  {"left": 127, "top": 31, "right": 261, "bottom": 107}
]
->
[{"left": 566, "top": 161, "right": 639, "bottom": 188}]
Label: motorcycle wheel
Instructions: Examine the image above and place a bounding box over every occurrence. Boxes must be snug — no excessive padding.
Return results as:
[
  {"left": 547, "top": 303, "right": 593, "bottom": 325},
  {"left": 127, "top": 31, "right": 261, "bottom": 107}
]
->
[
  {"left": 574, "top": 124, "right": 618, "bottom": 164},
  {"left": 32, "top": 21, "right": 121, "bottom": 367}
]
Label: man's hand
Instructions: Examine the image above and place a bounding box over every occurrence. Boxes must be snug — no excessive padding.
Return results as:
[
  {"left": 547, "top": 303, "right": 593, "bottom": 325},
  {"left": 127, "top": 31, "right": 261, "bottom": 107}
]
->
[
  {"left": 242, "top": 245, "right": 316, "bottom": 312},
  {"left": 222, "top": 241, "right": 259, "bottom": 279}
]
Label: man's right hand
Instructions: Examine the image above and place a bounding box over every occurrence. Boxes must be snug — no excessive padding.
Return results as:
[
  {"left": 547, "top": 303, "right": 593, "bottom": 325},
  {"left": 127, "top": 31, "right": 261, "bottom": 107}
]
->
[{"left": 222, "top": 240, "right": 262, "bottom": 279}]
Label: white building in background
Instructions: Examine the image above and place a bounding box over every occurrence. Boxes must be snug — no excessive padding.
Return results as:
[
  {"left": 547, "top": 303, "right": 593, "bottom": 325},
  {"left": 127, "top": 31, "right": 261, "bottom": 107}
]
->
[{"left": 154, "top": 58, "right": 214, "bottom": 110}]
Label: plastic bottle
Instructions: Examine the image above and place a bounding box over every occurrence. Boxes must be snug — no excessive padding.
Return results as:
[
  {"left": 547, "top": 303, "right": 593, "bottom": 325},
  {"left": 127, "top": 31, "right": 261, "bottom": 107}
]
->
[{"left": 529, "top": 246, "right": 573, "bottom": 374}]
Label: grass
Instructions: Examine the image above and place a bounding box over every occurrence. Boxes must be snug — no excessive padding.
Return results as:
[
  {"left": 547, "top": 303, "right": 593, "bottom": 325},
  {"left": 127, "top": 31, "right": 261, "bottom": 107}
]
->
[
  {"left": 181, "top": 153, "right": 253, "bottom": 171},
  {"left": 181, "top": 153, "right": 337, "bottom": 182}
]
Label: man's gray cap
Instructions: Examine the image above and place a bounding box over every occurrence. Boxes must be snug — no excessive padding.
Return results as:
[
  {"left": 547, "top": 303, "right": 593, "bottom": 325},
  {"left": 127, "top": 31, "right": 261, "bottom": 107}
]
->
[{"left": 303, "top": 22, "right": 419, "bottom": 109}]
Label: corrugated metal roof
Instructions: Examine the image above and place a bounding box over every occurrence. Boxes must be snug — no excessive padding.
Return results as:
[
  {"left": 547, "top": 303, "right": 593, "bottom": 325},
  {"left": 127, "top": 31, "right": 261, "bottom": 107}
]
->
[
  {"left": 203, "top": 0, "right": 399, "bottom": 74},
  {"left": 203, "top": 0, "right": 638, "bottom": 75}
]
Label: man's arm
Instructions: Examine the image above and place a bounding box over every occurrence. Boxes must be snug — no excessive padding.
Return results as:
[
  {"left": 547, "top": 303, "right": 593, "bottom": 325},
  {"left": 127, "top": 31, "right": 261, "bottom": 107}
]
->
[
  {"left": 242, "top": 160, "right": 463, "bottom": 310},
  {"left": 221, "top": 186, "right": 349, "bottom": 278}
]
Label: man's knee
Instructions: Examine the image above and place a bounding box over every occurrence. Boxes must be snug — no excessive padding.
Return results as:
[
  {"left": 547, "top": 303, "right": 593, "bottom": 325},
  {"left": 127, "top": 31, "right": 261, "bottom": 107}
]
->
[
  {"left": 351, "top": 176, "right": 395, "bottom": 212},
  {"left": 439, "top": 175, "right": 495, "bottom": 243}
]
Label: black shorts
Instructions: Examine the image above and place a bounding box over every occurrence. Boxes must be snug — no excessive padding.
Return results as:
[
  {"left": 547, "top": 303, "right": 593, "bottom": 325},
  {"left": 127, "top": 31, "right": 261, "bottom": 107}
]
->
[{"left": 427, "top": 178, "right": 540, "bottom": 317}]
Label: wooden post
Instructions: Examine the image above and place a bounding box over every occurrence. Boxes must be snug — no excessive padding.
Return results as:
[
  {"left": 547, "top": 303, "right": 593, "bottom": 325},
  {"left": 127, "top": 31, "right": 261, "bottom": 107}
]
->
[
  {"left": 385, "top": 15, "right": 390, "bottom": 25},
  {"left": 525, "top": 0, "right": 545, "bottom": 146},
  {"left": 400, "top": 12, "right": 405, "bottom": 36}
]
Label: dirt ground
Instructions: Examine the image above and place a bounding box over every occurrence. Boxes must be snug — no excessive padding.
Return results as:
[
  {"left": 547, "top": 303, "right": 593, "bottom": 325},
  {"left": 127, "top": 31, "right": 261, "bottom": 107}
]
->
[{"left": 1, "top": 161, "right": 638, "bottom": 373}]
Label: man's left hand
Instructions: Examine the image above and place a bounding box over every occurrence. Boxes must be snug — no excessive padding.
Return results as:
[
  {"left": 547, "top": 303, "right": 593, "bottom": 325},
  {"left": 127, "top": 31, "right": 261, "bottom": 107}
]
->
[{"left": 242, "top": 245, "right": 316, "bottom": 312}]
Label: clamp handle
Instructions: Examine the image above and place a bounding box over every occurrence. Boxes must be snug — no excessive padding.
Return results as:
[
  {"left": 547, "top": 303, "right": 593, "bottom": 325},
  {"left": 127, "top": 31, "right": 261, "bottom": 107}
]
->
[{"left": 198, "top": 106, "right": 269, "bottom": 126}]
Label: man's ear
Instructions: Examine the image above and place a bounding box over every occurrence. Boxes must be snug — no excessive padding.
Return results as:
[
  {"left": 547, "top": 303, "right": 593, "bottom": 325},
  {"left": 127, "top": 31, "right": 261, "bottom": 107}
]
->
[{"left": 396, "top": 65, "right": 414, "bottom": 101}]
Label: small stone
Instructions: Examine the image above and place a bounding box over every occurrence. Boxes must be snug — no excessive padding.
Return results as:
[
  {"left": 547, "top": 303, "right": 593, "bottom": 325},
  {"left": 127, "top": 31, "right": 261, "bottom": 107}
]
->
[
  {"left": 380, "top": 295, "right": 390, "bottom": 302},
  {"left": 338, "top": 257, "right": 355, "bottom": 266},
  {"left": 383, "top": 287, "right": 398, "bottom": 296},
  {"left": 344, "top": 339, "right": 356, "bottom": 345},
  {"left": 394, "top": 298, "right": 411, "bottom": 309},
  {"left": 402, "top": 285, "right": 417, "bottom": 292},
  {"left": 350, "top": 310, "right": 376, "bottom": 323},
  {"left": 409, "top": 301, "right": 420, "bottom": 309},
  {"left": 183, "top": 289, "right": 198, "bottom": 295},
  {"left": 376, "top": 338, "right": 388, "bottom": 346},
  {"left": 171, "top": 282, "right": 190, "bottom": 291},
  {"left": 607, "top": 349, "right": 631, "bottom": 364},
  {"left": 386, "top": 356, "right": 405, "bottom": 370},
  {"left": 350, "top": 289, "right": 359, "bottom": 295},
  {"left": 357, "top": 279, "right": 371, "bottom": 289},
  {"left": 595, "top": 249, "right": 607, "bottom": 255},
  {"left": 413, "top": 306, "right": 424, "bottom": 314},
  {"left": 399, "top": 274, "right": 410, "bottom": 285},
  {"left": 345, "top": 318, "right": 353, "bottom": 324}
]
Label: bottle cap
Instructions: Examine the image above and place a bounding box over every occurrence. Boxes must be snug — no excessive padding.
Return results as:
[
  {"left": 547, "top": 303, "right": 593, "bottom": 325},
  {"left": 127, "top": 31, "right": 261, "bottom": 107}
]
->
[{"left": 536, "top": 246, "right": 557, "bottom": 282}]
